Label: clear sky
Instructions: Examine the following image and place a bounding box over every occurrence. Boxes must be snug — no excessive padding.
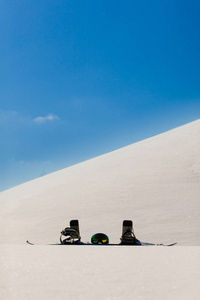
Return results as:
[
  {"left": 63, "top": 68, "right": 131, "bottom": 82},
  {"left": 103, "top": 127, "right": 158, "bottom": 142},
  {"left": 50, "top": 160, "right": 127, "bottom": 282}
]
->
[{"left": 1, "top": 0, "right": 200, "bottom": 191}]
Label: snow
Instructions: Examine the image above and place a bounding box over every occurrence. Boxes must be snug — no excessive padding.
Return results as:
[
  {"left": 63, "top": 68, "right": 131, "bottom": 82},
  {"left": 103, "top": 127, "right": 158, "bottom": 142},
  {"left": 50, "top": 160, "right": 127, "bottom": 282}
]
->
[
  {"left": 1, "top": 245, "right": 200, "bottom": 300},
  {"left": 0, "top": 120, "right": 200, "bottom": 299}
]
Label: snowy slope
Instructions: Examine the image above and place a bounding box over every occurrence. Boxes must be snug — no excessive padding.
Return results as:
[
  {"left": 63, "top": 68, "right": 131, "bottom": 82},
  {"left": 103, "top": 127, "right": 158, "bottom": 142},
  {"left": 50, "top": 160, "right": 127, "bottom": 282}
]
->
[
  {"left": 1, "top": 120, "right": 200, "bottom": 300},
  {"left": 0, "top": 120, "right": 200, "bottom": 245}
]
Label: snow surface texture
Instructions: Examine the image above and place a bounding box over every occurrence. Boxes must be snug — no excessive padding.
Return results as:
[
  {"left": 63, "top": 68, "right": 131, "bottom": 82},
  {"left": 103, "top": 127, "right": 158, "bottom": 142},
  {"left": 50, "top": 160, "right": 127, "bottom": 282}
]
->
[{"left": 0, "top": 120, "right": 200, "bottom": 300}]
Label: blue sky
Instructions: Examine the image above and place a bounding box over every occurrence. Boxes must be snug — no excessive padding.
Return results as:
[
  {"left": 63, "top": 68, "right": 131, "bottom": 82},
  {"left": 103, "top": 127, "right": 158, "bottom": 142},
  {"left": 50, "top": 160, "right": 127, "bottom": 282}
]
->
[{"left": 1, "top": 0, "right": 200, "bottom": 191}]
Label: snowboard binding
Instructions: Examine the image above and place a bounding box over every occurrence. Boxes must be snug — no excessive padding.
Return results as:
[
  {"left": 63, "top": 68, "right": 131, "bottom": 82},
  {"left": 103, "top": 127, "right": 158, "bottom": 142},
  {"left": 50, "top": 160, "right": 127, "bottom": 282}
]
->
[
  {"left": 60, "top": 220, "right": 81, "bottom": 244},
  {"left": 120, "top": 220, "right": 139, "bottom": 245}
]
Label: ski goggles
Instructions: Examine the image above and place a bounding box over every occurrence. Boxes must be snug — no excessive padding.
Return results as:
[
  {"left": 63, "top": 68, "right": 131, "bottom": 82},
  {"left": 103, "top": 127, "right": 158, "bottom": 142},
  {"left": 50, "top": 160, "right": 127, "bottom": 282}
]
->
[{"left": 91, "top": 233, "right": 109, "bottom": 244}]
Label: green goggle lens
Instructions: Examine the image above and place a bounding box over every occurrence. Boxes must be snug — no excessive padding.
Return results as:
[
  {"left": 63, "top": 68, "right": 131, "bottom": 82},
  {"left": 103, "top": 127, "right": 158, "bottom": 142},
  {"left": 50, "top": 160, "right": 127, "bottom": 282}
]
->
[{"left": 91, "top": 233, "right": 109, "bottom": 244}]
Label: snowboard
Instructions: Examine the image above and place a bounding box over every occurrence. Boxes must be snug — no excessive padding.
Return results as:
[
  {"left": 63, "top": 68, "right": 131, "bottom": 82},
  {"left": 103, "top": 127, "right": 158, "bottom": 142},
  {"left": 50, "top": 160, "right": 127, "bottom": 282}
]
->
[
  {"left": 26, "top": 240, "right": 177, "bottom": 246},
  {"left": 26, "top": 219, "right": 177, "bottom": 247}
]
